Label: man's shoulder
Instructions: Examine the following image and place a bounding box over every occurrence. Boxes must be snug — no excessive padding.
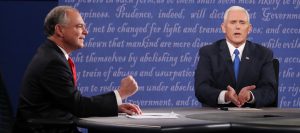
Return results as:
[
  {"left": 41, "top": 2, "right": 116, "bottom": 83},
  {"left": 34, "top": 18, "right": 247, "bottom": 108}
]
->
[
  {"left": 30, "top": 40, "right": 67, "bottom": 68},
  {"left": 39, "top": 39, "right": 61, "bottom": 52},
  {"left": 38, "top": 40, "right": 65, "bottom": 59},
  {"left": 200, "top": 39, "right": 225, "bottom": 51},
  {"left": 246, "top": 40, "right": 273, "bottom": 53}
]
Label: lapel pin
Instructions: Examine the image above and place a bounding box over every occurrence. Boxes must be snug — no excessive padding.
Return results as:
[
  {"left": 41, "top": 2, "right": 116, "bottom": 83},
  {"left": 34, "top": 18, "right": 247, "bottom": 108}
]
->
[{"left": 245, "top": 57, "right": 250, "bottom": 60}]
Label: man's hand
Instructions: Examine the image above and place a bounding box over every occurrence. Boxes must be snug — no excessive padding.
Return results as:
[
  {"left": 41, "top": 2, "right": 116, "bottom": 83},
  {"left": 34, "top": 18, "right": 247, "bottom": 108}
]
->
[
  {"left": 238, "top": 85, "right": 256, "bottom": 106},
  {"left": 118, "top": 75, "right": 138, "bottom": 100},
  {"left": 225, "top": 85, "right": 241, "bottom": 107},
  {"left": 118, "top": 103, "right": 142, "bottom": 115}
]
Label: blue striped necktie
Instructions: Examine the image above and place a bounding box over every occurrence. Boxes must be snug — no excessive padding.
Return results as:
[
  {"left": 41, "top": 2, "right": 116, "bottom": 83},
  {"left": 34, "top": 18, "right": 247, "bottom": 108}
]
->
[{"left": 234, "top": 49, "right": 240, "bottom": 81}]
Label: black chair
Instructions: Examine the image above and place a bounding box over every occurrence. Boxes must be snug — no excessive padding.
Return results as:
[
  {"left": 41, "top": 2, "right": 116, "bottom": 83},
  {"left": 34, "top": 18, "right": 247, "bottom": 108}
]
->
[
  {"left": 24, "top": 119, "right": 75, "bottom": 133},
  {"left": 0, "top": 71, "right": 75, "bottom": 133},
  {"left": 0, "top": 71, "right": 14, "bottom": 133},
  {"left": 272, "top": 58, "right": 279, "bottom": 107}
]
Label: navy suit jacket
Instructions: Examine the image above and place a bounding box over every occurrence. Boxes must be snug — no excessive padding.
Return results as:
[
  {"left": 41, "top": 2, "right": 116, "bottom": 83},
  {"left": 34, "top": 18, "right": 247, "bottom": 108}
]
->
[
  {"left": 16, "top": 39, "right": 118, "bottom": 124},
  {"left": 194, "top": 39, "right": 276, "bottom": 107}
]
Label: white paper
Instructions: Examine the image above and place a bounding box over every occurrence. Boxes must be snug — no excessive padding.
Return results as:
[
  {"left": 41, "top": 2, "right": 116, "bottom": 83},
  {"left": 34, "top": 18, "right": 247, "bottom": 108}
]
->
[{"left": 126, "top": 112, "right": 179, "bottom": 119}]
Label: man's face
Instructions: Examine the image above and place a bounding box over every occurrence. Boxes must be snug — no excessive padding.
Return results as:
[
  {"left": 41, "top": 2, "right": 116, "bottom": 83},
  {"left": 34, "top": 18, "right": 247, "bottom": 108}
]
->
[
  {"left": 221, "top": 10, "right": 252, "bottom": 47},
  {"left": 61, "top": 10, "right": 88, "bottom": 51}
]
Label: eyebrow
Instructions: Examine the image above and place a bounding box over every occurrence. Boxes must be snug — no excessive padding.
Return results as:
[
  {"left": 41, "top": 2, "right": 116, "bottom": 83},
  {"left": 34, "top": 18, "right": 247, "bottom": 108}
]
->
[
  {"left": 75, "top": 23, "right": 86, "bottom": 27},
  {"left": 229, "top": 20, "right": 248, "bottom": 22}
]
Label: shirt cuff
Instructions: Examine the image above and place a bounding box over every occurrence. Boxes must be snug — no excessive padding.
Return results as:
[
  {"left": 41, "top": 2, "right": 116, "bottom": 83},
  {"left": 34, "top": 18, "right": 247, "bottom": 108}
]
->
[
  {"left": 218, "top": 90, "right": 231, "bottom": 104},
  {"left": 113, "top": 90, "right": 122, "bottom": 106},
  {"left": 247, "top": 91, "right": 255, "bottom": 103}
]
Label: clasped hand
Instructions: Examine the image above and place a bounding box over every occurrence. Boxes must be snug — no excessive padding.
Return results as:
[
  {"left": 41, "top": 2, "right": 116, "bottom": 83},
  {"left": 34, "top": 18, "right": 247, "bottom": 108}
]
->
[{"left": 225, "top": 85, "right": 256, "bottom": 107}]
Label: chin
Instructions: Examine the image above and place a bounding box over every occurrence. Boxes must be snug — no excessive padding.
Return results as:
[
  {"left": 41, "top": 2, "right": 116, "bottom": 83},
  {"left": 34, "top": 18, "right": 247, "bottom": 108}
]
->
[
  {"left": 78, "top": 43, "right": 85, "bottom": 48},
  {"left": 78, "top": 45, "right": 84, "bottom": 49},
  {"left": 232, "top": 39, "right": 245, "bottom": 44}
]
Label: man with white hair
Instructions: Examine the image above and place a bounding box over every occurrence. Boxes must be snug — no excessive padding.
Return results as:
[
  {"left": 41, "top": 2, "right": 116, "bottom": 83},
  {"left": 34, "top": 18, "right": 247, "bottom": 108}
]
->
[{"left": 194, "top": 6, "right": 276, "bottom": 108}]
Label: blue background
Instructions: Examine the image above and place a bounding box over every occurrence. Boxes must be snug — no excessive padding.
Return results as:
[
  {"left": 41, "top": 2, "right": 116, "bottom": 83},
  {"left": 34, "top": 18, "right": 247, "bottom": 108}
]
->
[{"left": 1, "top": 0, "right": 300, "bottom": 118}]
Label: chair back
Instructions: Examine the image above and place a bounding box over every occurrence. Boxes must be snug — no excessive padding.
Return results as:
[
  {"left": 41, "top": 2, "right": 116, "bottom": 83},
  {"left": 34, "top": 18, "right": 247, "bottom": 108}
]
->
[
  {"left": 272, "top": 58, "right": 279, "bottom": 107},
  {"left": 0, "top": 71, "right": 14, "bottom": 133}
]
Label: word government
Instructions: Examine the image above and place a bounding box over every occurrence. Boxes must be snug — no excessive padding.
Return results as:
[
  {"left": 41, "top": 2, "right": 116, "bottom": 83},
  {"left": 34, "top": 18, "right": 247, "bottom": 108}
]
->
[{"left": 262, "top": 8, "right": 300, "bottom": 21}]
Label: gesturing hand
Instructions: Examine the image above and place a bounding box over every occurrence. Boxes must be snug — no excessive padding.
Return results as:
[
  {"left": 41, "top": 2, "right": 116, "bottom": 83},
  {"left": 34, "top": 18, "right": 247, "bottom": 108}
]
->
[
  {"left": 118, "top": 75, "right": 138, "bottom": 100},
  {"left": 225, "top": 85, "right": 241, "bottom": 107},
  {"left": 238, "top": 85, "right": 256, "bottom": 106}
]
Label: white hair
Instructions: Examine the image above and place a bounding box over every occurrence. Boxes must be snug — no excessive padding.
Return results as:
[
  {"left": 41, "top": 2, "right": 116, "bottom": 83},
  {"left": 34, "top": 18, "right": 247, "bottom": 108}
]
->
[
  {"left": 44, "top": 6, "right": 79, "bottom": 37},
  {"left": 223, "top": 6, "right": 250, "bottom": 23}
]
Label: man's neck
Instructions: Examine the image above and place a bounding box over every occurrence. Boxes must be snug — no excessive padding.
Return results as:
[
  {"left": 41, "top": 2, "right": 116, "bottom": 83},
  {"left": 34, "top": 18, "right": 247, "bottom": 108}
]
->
[{"left": 48, "top": 36, "right": 71, "bottom": 54}]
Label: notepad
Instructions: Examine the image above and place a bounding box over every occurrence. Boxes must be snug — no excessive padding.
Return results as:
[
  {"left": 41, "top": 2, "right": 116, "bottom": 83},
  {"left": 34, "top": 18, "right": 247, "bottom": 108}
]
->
[{"left": 126, "top": 112, "right": 179, "bottom": 119}]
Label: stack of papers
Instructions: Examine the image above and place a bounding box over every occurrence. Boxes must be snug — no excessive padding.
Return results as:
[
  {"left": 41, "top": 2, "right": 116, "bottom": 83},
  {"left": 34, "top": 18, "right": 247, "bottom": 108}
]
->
[{"left": 126, "top": 112, "right": 179, "bottom": 119}]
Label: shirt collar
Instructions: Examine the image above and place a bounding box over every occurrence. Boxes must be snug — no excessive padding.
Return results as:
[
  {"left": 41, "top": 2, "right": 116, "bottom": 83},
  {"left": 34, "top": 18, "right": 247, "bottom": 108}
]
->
[
  {"left": 57, "top": 45, "right": 69, "bottom": 60},
  {"left": 226, "top": 41, "right": 246, "bottom": 61}
]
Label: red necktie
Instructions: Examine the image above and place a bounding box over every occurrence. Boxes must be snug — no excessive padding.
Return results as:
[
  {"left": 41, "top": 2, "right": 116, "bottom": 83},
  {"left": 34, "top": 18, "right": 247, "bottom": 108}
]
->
[{"left": 68, "top": 57, "right": 77, "bottom": 87}]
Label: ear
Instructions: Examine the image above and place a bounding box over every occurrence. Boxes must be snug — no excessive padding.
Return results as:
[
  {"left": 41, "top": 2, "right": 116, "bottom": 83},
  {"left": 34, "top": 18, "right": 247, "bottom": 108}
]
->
[
  {"left": 54, "top": 24, "right": 64, "bottom": 37},
  {"left": 221, "top": 23, "right": 226, "bottom": 33},
  {"left": 248, "top": 24, "right": 253, "bottom": 34}
]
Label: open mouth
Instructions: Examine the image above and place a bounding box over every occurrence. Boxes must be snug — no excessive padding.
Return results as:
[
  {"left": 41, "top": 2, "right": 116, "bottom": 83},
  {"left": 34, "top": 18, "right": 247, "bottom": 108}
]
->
[{"left": 234, "top": 33, "right": 241, "bottom": 36}]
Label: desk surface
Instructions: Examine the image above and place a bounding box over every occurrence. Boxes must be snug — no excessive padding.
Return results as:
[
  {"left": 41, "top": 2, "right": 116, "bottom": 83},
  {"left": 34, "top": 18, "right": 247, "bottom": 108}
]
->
[
  {"left": 76, "top": 107, "right": 300, "bottom": 133},
  {"left": 186, "top": 108, "right": 300, "bottom": 133}
]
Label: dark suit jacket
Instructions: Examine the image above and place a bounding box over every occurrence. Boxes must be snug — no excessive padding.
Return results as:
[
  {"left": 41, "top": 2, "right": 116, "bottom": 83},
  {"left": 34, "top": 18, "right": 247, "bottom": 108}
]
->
[
  {"left": 16, "top": 39, "right": 118, "bottom": 124},
  {"left": 194, "top": 39, "right": 276, "bottom": 108}
]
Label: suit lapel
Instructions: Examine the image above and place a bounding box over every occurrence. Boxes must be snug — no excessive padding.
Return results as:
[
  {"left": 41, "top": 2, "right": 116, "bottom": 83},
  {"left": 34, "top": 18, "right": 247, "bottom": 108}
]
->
[
  {"left": 45, "top": 39, "right": 75, "bottom": 85},
  {"left": 237, "top": 41, "right": 253, "bottom": 89},
  {"left": 219, "top": 40, "right": 236, "bottom": 87}
]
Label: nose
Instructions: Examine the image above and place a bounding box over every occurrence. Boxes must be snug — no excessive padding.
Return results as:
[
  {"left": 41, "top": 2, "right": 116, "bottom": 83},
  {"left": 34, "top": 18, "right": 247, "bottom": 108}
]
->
[
  {"left": 235, "top": 23, "right": 241, "bottom": 28},
  {"left": 235, "top": 23, "right": 241, "bottom": 29},
  {"left": 83, "top": 25, "right": 88, "bottom": 35}
]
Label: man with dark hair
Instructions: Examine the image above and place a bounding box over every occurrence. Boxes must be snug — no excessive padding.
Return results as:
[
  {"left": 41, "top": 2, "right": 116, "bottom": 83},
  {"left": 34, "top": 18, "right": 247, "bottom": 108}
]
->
[{"left": 15, "top": 6, "right": 142, "bottom": 133}]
